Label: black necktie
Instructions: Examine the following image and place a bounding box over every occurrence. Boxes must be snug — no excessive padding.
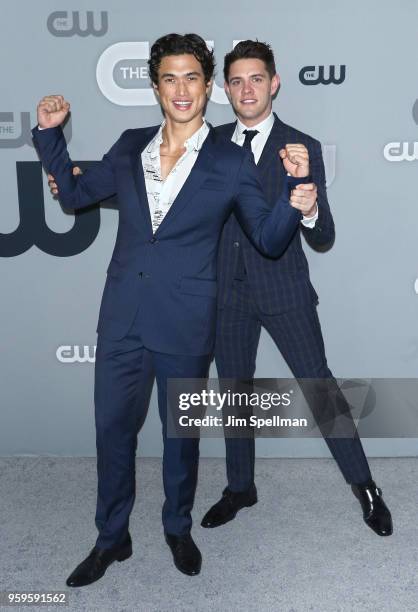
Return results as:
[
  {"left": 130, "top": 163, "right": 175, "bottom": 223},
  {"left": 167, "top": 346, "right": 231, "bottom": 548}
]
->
[{"left": 242, "top": 129, "right": 259, "bottom": 152}]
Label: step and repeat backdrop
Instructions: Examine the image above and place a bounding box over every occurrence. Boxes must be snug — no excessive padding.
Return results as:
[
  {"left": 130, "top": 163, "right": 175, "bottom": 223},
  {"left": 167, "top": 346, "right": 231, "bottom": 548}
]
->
[{"left": 1, "top": 0, "right": 417, "bottom": 456}]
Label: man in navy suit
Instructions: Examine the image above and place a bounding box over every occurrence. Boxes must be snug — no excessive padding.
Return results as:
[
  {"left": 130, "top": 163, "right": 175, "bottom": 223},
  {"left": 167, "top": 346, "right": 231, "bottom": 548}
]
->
[
  {"left": 32, "top": 33, "right": 314, "bottom": 584},
  {"left": 201, "top": 41, "right": 392, "bottom": 537}
]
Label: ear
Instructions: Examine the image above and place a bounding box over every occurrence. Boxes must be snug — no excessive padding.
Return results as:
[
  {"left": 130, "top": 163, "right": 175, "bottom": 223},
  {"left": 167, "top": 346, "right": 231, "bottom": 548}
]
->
[
  {"left": 152, "top": 81, "right": 160, "bottom": 98},
  {"left": 205, "top": 78, "right": 214, "bottom": 97},
  {"left": 224, "top": 81, "right": 232, "bottom": 101},
  {"left": 271, "top": 73, "right": 280, "bottom": 96}
]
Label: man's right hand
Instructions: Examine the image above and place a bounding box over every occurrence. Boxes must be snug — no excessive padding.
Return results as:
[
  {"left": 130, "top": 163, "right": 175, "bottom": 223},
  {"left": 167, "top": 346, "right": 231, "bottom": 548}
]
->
[
  {"left": 37, "top": 95, "right": 70, "bottom": 129},
  {"left": 279, "top": 144, "right": 309, "bottom": 178},
  {"left": 48, "top": 166, "right": 82, "bottom": 195}
]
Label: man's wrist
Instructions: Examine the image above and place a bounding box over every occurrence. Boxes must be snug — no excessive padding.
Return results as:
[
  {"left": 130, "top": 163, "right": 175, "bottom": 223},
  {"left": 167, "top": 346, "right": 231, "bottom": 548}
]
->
[
  {"left": 301, "top": 201, "right": 318, "bottom": 228},
  {"left": 303, "top": 201, "right": 318, "bottom": 220}
]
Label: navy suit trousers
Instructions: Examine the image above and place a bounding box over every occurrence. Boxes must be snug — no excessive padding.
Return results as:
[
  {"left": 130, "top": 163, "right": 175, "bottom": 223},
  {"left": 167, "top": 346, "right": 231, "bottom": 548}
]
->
[
  {"left": 215, "top": 280, "right": 372, "bottom": 490},
  {"left": 94, "top": 309, "right": 210, "bottom": 548}
]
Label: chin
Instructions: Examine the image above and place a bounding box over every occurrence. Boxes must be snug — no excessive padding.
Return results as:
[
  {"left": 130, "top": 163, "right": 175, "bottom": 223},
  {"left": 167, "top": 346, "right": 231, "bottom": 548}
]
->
[
  {"left": 176, "top": 113, "right": 196, "bottom": 123},
  {"left": 239, "top": 106, "right": 260, "bottom": 117},
  {"left": 166, "top": 112, "right": 190, "bottom": 123}
]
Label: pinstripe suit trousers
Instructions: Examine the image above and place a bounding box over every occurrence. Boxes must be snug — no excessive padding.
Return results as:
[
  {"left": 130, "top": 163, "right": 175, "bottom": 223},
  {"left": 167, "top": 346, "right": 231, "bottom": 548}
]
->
[{"left": 215, "top": 280, "right": 372, "bottom": 490}]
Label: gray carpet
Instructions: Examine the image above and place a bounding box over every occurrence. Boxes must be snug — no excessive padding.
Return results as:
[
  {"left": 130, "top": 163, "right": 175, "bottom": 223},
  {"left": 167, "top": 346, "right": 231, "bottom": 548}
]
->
[{"left": 1, "top": 457, "right": 417, "bottom": 612}]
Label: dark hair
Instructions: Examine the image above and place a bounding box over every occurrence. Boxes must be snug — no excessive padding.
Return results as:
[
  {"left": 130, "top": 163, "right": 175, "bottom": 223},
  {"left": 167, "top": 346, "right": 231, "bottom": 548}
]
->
[
  {"left": 223, "top": 40, "right": 276, "bottom": 81},
  {"left": 148, "top": 33, "right": 215, "bottom": 85}
]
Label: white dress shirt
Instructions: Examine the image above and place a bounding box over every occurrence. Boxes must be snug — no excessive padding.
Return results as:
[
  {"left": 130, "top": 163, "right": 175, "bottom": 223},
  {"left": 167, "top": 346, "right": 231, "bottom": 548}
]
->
[
  {"left": 142, "top": 119, "right": 209, "bottom": 233},
  {"left": 232, "top": 112, "right": 318, "bottom": 227}
]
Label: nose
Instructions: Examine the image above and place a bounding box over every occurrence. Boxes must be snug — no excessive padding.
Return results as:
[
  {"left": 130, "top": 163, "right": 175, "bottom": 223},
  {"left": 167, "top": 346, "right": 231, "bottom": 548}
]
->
[
  {"left": 242, "top": 79, "right": 254, "bottom": 96},
  {"left": 176, "top": 77, "right": 188, "bottom": 97}
]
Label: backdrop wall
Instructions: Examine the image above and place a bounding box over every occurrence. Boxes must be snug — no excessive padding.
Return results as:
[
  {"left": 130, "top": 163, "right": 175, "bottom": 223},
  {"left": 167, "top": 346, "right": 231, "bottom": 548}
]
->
[{"left": 1, "top": 0, "right": 417, "bottom": 457}]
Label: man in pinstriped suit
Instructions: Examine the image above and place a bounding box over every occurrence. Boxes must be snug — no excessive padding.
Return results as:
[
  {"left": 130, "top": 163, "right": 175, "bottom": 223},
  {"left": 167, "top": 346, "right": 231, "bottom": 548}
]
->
[{"left": 201, "top": 40, "right": 392, "bottom": 536}]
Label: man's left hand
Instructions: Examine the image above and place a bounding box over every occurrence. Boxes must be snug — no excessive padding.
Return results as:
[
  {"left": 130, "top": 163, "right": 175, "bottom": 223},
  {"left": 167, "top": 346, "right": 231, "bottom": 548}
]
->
[{"left": 289, "top": 183, "right": 318, "bottom": 217}]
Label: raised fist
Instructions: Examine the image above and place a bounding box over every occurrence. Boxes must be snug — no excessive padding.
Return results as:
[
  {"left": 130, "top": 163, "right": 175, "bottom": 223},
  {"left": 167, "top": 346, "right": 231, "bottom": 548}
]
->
[
  {"left": 279, "top": 144, "right": 310, "bottom": 178},
  {"left": 37, "top": 95, "right": 70, "bottom": 129}
]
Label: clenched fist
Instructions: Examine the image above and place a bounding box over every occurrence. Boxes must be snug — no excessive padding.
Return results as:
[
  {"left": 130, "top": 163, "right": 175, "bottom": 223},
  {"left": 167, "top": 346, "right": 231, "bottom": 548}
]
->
[
  {"left": 279, "top": 143, "right": 309, "bottom": 178},
  {"left": 37, "top": 95, "right": 70, "bottom": 129}
]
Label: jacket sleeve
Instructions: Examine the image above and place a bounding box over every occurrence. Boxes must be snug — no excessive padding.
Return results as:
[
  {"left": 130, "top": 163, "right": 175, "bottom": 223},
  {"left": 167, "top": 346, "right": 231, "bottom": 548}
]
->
[
  {"left": 231, "top": 150, "right": 307, "bottom": 258},
  {"left": 32, "top": 125, "right": 120, "bottom": 210},
  {"left": 301, "top": 139, "right": 335, "bottom": 248}
]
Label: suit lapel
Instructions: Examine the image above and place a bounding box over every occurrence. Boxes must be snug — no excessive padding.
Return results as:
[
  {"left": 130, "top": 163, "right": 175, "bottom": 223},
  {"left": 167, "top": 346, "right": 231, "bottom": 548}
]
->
[
  {"left": 256, "top": 114, "right": 287, "bottom": 179},
  {"left": 153, "top": 127, "right": 216, "bottom": 236},
  {"left": 216, "top": 123, "right": 236, "bottom": 141},
  {"left": 128, "top": 126, "right": 159, "bottom": 236}
]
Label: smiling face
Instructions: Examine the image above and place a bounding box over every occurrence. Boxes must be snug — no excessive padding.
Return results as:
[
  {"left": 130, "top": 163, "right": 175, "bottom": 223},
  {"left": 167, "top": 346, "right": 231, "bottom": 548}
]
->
[
  {"left": 224, "top": 58, "right": 280, "bottom": 126},
  {"left": 153, "top": 53, "right": 212, "bottom": 127}
]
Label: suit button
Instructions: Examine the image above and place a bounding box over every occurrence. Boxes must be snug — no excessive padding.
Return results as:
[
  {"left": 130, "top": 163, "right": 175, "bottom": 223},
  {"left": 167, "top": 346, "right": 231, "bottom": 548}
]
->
[
  {"left": 233, "top": 241, "right": 240, "bottom": 248},
  {"left": 138, "top": 272, "right": 143, "bottom": 278},
  {"left": 149, "top": 237, "right": 157, "bottom": 244}
]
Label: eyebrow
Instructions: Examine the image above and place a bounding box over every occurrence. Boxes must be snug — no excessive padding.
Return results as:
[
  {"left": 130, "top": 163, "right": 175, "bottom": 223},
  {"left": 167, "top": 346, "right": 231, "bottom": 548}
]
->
[
  {"left": 229, "top": 73, "right": 265, "bottom": 81},
  {"left": 160, "top": 71, "right": 202, "bottom": 78}
]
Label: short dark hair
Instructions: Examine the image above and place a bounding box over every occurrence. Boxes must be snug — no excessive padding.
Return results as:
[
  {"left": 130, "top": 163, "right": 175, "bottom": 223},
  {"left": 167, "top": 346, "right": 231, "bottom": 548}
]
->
[
  {"left": 148, "top": 33, "right": 215, "bottom": 85},
  {"left": 223, "top": 40, "right": 276, "bottom": 81}
]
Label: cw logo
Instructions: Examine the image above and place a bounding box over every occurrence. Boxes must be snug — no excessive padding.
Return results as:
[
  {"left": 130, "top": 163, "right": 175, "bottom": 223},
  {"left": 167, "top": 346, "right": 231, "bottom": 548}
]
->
[
  {"left": 57, "top": 345, "right": 96, "bottom": 363},
  {"left": 0, "top": 162, "right": 101, "bottom": 257},
  {"left": 0, "top": 112, "right": 33, "bottom": 149},
  {"left": 384, "top": 101, "right": 418, "bottom": 162},
  {"left": 47, "top": 11, "right": 108, "bottom": 37},
  {"left": 0, "top": 112, "right": 72, "bottom": 149},
  {"left": 383, "top": 142, "right": 418, "bottom": 162},
  {"left": 96, "top": 40, "right": 242, "bottom": 106},
  {"left": 299, "top": 65, "right": 346, "bottom": 86}
]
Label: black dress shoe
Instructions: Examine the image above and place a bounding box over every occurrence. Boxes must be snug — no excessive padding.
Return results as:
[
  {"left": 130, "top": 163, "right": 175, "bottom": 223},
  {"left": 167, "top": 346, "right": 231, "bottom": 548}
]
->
[
  {"left": 165, "top": 533, "right": 202, "bottom": 576},
  {"left": 351, "top": 480, "right": 393, "bottom": 536},
  {"left": 201, "top": 484, "right": 258, "bottom": 528},
  {"left": 66, "top": 533, "right": 132, "bottom": 587}
]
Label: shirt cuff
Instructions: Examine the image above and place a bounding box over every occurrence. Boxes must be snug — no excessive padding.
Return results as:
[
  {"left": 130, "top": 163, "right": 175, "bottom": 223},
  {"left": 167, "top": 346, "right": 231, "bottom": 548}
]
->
[{"left": 301, "top": 204, "right": 318, "bottom": 228}]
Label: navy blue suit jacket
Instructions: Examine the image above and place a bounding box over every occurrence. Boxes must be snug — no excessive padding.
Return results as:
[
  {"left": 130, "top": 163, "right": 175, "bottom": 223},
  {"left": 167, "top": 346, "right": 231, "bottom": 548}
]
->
[
  {"left": 32, "top": 123, "right": 304, "bottom": 355},
  {"left": 216, "top": 114, "right": 335, "bottom": 315}
]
